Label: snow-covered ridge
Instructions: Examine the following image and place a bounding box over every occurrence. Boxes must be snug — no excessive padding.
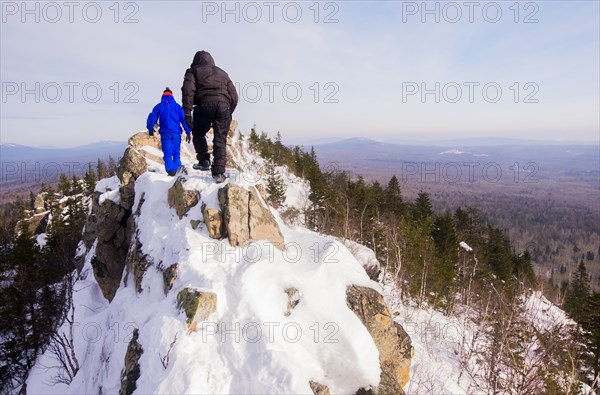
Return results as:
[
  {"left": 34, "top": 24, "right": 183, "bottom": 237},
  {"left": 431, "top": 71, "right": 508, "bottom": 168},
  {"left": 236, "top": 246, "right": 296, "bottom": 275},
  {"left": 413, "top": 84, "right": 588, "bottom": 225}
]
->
[{"left": 25, "top": 125, "right": 412, "bottom": 394}]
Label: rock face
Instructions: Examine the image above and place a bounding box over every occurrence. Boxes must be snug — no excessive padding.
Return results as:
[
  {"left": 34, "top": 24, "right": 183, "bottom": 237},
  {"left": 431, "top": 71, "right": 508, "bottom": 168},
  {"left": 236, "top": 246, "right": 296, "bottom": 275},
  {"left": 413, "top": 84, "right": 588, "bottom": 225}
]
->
[
  {"left": 346, "top": 285, "right": 413, "bottom": 395},
  {"left": 33, "top": 193, "right": 45, "bottom": 213},
  {"left": 162, "top": 263, "right": 178, "bottom": 294},
  {"left": 117, "top": 146, "right": 147, "bottom": 186},
  {"left": 119, "top": 328, "right": 143, "bottom": 395},
  {"left": 167, "top": 178, "right": 199, "bottom": 219},
  {"left": 176, "top": 288, "right": 217, "bottom": 332},
  {"left": 309, "top": 381, "right": 331, "bottom": 395},
  {"left": 90, "top": 198, "right": 132, "bottom": 302},
  {"left": 284, "top": 287, "right": 300, "bottom": 317},
  {"left": 128, "top": 131, "right": 162, "bottom": 150},
  {"left": 124, "top": 239, "right": 151, "bottom": 293},
  {"left": 218, "top": 183, "right": 284, "bottom": 250},
  {"left": 202, "top": 204, "right": 224, "bottom": 239}
]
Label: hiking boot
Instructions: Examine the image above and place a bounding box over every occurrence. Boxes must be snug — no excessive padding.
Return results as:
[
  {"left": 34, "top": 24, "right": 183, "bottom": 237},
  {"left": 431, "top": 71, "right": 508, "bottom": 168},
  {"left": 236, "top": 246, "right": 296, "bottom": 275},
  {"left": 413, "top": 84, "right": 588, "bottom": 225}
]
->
[
  {"left": 213, "top": 173, "right": 227, "bottom": 184},
  {"left": 167, "top": 171, "right": 177, "bottom": 177},
  {"left": 193, "top": 159, "right": 211, "bottom": 171}
]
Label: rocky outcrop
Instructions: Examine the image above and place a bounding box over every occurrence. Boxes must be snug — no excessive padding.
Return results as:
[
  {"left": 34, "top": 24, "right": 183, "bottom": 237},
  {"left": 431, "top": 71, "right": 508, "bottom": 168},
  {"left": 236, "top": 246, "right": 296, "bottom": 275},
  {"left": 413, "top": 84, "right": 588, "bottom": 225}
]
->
[
  {"left": 284, "top": 287, "right": 300, "bottom": 317},
  {"left": 119, "top": 328, "right": 143, "bottom": 395},
  {"left": 90, "top": 198, "right": 132, "bottom": 301},
  {"left": 176, "top": 288, "right": 217, "bottom": 333},
  {"left": 309, "top": 381, "right": 330, "bottom": 395},
  {"left": 33, "top": 193, "right": 45, "bottom": 214},
  {"left": 124, "top": 239, "right": 151, "bottom": 293},
  {"left": 218, "top": 183, "right": 284, "bottom": 250},
  {"left": 202, "top": 204, "right": 224, "bottom": 239},
  {"left": 346, "top": 285, "right": 412, "bottom": 395},
  {"left": 162, "top": 263, "right": 178, "bottom": 294},
  {"left": 167, "top": 178, "right": 199, "bottom": 219},
  {"left": 117, "top": 146, "right": 147, "bottom": 186}
]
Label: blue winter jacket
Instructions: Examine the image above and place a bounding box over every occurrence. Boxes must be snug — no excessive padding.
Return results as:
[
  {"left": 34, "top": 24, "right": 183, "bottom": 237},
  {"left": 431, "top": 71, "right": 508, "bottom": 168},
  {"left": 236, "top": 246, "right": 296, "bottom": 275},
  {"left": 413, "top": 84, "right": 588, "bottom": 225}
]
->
[{"left": 146, "top": 93, "right": 191, "bottom": 135}]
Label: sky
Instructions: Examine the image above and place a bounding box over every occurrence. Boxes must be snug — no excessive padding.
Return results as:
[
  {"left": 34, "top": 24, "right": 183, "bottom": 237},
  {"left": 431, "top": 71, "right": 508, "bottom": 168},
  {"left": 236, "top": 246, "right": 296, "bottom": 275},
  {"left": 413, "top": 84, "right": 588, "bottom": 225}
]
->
[{"left": 1, "top": 0, "right": 599, "bottom": 147}]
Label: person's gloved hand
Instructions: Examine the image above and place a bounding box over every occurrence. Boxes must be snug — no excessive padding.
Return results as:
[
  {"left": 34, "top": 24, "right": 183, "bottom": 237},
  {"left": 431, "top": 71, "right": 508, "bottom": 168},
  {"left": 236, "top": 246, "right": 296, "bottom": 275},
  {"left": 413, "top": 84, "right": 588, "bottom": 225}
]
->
[
  {"left": 185, "top": 133, "right": 192, "bottom": 144},
  {"left": 185, "top": 115, "right": 193, "bottom": 130},
  {"left": 148, "top": 130, "right": 154, "bottom": 137}
]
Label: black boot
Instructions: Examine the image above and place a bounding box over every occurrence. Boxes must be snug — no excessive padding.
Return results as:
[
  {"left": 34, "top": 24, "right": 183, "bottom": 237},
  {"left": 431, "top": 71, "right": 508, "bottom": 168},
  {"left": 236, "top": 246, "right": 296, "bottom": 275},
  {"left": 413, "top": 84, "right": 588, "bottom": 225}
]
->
[
  {"left": 213, "top": 173, "right": 227, "bottom": 184},
  {"left": 193, "top": 159, "right": 211, "bottom": 171}
]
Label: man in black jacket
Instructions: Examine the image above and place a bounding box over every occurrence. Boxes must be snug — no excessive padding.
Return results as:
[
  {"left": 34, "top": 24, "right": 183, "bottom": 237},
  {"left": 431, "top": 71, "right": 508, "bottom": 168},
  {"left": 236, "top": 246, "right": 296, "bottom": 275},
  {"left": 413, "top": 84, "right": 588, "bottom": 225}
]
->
[{"left": 182, "top": 50, "right": 238, "bottom": 183}]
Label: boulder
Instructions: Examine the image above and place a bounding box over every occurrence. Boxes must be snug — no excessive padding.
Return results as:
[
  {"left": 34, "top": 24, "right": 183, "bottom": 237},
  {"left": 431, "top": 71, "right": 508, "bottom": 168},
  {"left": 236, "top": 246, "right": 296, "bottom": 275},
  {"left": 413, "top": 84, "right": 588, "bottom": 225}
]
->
[
  {"left": 218, "top": 183, "right": 284, "bottom": 250},
  {"left": 33, "top": 193, "right": 45, "bottom": 211},
  {"left": 117, "top": 146, "right": 147, "bottom": 186},
  {"left": 167, "top": 178, "right": 199, "bottom": 219},
  {"left": 309, "top": 381, "right": 330, "bottom": 395},
  {"left": 202, "top": 204, "right": 224, "bottom": 239},
  {"left": 218, "top": 183, "right": 250, "bottom": 247},
  {"left": 176, "top": 288, "right": 217, "bottom": 332},
  {"left": 284, "top": 287, "right": 300, "bottom": 317},
  {"left": 162, "top": 263, "right": 178, "bottom": 294},
  {"left": 124, "top": 239, "right": 151, "bottom": 293},
  {"left": 346, "top": 285, "right": 412, "bottom": 395},
  {"left": 90, "top": 198, "right": 132, "bottom": 302},
  {"left": 248, "top": 187, "right": 284, "bottom": 250},
  {"left": 128, "top": 131, "right": 162, "bottom": 150},
  {"left": 119, "top": 328, "right": 143, "bottom": 395}
]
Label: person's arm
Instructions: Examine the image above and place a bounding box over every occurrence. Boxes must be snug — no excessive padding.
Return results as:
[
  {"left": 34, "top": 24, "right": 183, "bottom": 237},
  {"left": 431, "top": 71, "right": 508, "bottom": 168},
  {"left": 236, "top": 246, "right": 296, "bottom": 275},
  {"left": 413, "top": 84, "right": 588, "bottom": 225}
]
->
[
  {"left": 179, "top": 105, "right": 191, "bottom": 134},
  {"left": 227, "top": 79, "right": 238, "bottom": 114},
  {"left": 146, "top": 104, "right": 160, "bottom": 134},
  {"left": 182, "top": 68, "right": 196, "bottom": 117}
]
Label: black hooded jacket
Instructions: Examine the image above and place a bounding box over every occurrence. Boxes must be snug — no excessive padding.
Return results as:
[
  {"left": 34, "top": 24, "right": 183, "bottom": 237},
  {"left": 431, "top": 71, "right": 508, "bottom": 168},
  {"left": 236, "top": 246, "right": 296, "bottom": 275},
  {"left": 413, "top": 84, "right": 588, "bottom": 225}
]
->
[{"left": 181, "top": 51, "right": 238, "bottom": 116}]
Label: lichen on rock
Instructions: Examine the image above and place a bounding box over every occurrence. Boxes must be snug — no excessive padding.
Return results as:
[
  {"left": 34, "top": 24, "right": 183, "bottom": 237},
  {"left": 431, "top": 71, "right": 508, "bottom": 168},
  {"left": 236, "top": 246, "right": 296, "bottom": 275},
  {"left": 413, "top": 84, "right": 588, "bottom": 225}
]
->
[{"left": 176, "top": 288, "right": 217, "bottom": 332}]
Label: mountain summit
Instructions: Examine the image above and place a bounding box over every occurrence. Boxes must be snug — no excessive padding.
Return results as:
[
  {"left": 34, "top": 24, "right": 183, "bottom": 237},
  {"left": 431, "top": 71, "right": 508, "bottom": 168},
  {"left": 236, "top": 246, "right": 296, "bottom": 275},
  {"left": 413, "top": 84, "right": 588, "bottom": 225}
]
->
[{"left": 24, "top": 122, "right": 412, "bottom": 394}]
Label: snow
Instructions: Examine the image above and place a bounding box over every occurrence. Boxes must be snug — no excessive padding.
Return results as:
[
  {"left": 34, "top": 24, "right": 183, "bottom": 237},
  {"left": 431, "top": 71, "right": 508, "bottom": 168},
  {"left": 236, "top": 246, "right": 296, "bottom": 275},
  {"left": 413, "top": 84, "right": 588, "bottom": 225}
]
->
[
  {"left": 96, "top": 175, "right": 122, "bottom": 205},
  {"left": 95, "top": 175, "right": 120, "bottom": 193},
  {"left": 343, "top": 239, "right": 381, "bottom": 277},
  {"left": 26, "top": 134, "right": 385, "bottom": 394},
  {"left": 36, "top": 233, "right": 47, "bottom": 247},
  {"left": 459, "top": 241, "right": 473, "bottom": 252}
]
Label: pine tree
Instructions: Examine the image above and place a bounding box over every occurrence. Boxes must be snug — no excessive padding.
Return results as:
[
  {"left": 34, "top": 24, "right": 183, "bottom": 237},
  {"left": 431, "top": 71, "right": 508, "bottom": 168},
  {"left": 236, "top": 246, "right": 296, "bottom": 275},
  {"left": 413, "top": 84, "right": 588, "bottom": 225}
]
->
[
  {"left": 265, "top": 162, "right": 286, "bottom": 208},
  {"left": 485, "top": 227, "right": 514, "bottom": 283},
  {"left": 431, "top": 212, "right": 458, "bottom": 303},
  {"left": 84, "top": 163, "right": 97, "bottom": 194},
  {"left": 249, "top": 125, "right": 259, "bottom": 150},
  {"left": 383, "top": 175, "right": 403, "bottom": 217},
  {"left": 58, "top": 173, "right": 71, "bottom": 195},
  {"left": 564, "top": 259, "right": 592, "bottom": 324},
  {"left": 97, "top": 158, "right": 108, "bottom": 179},
  {"left": 108, "top": 156, "right": 117, "bottom": 174},
  {"left": 413, "top": 190, "right": 433, "bottom": 220}
]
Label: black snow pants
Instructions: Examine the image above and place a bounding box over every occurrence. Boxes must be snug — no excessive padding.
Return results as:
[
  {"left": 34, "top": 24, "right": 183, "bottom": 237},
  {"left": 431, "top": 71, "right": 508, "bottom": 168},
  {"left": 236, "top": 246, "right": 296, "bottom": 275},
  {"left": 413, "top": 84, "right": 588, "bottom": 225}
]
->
[{"left": 192, "top": 100, "right": 232, "bottom": 176}]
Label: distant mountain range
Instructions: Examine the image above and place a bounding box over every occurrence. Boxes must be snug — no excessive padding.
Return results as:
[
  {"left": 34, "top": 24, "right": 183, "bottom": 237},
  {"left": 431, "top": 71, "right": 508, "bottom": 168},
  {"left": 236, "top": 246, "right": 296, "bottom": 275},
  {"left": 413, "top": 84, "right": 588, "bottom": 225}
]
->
[
  {"left": 296, "top": 136, "right": 599, "bottom": 147},
  {"left": 306, "top": 137, "right": 600, "bottom": 184},
  {"left": 0, "top": 141, "right": 126, "bottom": 163}
]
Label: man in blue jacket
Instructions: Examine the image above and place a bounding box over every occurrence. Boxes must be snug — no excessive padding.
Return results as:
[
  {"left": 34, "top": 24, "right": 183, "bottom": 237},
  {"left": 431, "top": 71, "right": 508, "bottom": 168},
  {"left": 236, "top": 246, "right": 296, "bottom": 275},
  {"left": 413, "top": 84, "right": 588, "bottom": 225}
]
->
[{"left": 146, "top": 87, "right": 191, "bottom": 176}]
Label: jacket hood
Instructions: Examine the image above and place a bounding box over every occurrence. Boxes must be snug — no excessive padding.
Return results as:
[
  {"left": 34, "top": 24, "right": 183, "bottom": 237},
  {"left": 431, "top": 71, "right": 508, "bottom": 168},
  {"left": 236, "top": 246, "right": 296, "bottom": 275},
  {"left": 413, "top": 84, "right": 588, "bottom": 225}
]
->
[
  {"left": 161, "top": 93, "right": 176, "bottom": 103},
  {"left": 191, "top": 51, "right": 215, "bottom": 67}
]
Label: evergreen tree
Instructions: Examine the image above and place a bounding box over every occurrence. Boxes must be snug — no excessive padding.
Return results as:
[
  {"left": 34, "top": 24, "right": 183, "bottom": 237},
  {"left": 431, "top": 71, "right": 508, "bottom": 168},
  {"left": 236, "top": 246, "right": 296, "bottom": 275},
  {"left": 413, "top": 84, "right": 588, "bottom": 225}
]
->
[
  {"left": 564, "top": 260, "right": 592, "bottom": 324},
  {"left": 431, "top": 212, "right": 458, "bottom": 303},
  {"left": 108, "top": 156, "right": 118, "bottom": 174},
  {"left": 249, "top": 125, "right": 259, "bottom": 150},
  {"left": 97, "top": 158, "right": 109, "bottom": 179},
  {"left": 58, "top": 173, "right": 71, "bottom": 195},
  {"left": 512, "top": 251, "right": 535, "bottom": 286},
  {"left": 413, "top": 190, "right": 433, "bottom": 220},
  {"left": 265, "top": 162, "right": 286, "bottom": 208},
  {"left": 383, "top": 175, "right": 403, "bottom": 217},
  {"left": 84, "top": 163, "right": 97, "bottom": 194},
  {"left": 485, "top": 227, "right": 514, "bottom": 283}
]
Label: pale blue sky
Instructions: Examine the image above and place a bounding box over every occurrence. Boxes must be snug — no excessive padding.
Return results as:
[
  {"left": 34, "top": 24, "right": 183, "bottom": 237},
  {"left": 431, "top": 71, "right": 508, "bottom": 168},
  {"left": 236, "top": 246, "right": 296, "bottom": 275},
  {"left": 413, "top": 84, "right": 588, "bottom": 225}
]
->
[{"left": 1, "top": 1, "right": 599, "bottom": 146}]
